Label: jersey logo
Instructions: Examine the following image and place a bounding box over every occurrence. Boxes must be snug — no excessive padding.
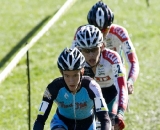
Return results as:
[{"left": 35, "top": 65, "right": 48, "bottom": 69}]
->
[
  {"left": 103, "top": 50, "right": 120, "bottom": 64},
  {"left": 76, "top": 102, "right": 87, "bottom": 109},
  {"left": 94, "top": 76, "right": 111, "bottom": 82},
  {"left": 59, "top": 101, "right": 87, "bottom": 109},
  {"left": 64, "top": 93, "right": 69, "bottom": 99},
  {"left": 43, "top": 88, "right": 52, "bottom": 100},
  {"left": 108, "top": 52, "right": 119, "bottom": 63},
  {"left": 115, "top": 28, "right": 127, "bottom": 39},
  {"left": 97, "top": 64, "right": 105, "bottom": 75},
  {"left": 110, "top": 26, "right": 128, "bottom": 42}
]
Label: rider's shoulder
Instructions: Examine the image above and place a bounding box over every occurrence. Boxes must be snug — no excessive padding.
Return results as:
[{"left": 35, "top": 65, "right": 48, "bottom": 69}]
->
[
  {"left": 109, "top": 24, "right": 129, "bottom": 41},
  {"left": 101, "top": 48, "right": 121, "bottom": 63},
  {"left": 48, "top": 77, "right": 65, "bottom": 88},
  {"left": 102, "top": 48, "right": 120, "bottom": 56},
  {"left": 110, "top": 24, "right": 127, "bottom": 31}
]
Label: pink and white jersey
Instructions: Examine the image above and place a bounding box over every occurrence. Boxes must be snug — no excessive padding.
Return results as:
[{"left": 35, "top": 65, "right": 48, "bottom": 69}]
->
[{"left": 104, "top": 24, "right": 139, "bottom": 83}]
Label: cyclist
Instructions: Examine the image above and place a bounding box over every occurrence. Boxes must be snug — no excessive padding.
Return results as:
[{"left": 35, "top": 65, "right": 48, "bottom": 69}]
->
[
  {"left": 87, "top": 1, "right": 139, "bottom": 95},
  {"left": 73, "top": 25, "right": 128, "bottom": 130},
  {"left": 33, "top": 47, "right": 111, "bottom": 130}
]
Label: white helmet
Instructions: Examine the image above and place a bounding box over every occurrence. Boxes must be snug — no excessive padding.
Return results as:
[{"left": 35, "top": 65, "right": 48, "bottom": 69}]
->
[
  {"left": 75, "top": 24, "right": 103, "bottom": 49},
  {"left": 57, "top": 47, "right": 85, "bottom": 70}
]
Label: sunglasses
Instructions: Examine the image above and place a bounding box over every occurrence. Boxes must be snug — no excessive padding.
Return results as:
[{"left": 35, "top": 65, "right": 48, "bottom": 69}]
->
[{"left": 80, "top": 47, "right": 99, "bottom": 53}]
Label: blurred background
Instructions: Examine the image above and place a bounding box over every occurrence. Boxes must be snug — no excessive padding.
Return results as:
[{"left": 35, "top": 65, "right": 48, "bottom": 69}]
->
[{"left": 0, "top": 0, "right": 160, "bottom": 129}]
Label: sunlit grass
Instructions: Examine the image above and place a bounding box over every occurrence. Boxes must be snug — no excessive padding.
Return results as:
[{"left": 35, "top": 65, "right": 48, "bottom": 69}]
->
[{"left": 0, "top": 0, "right": 160, "bottom": 129}]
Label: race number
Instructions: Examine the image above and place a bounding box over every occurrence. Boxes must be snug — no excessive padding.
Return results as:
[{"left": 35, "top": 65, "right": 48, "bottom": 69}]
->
[
  {"left": 94, "top": 97, "right": 108, "bottom": 112},
  {"left": 38, "top": 101, "right": 49, "bottom": 115}
]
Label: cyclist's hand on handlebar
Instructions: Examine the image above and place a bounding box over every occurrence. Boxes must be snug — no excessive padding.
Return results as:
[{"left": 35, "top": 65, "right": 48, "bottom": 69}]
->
[{"left": 114, "top": 114, "right": 125, "bottom": 130}]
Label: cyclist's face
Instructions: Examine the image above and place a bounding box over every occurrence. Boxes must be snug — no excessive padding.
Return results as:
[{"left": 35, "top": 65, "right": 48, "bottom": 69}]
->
[
  {"left": 63, "top": 70, "right": 81, "bottom": 93},
  {"left": 81, "top": 47, "right": 101, "bottom": 67}
]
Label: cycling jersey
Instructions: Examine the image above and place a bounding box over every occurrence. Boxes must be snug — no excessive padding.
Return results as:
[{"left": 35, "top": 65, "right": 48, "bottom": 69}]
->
[
  {"left": 104, "top": 24, "right": 139, "bottom": 83},
  {"left": 33, "top": 76, "right": 111, "bottom": 130},
  {"left": 84, "top": 48, "right": 128, "bottom": 113}
]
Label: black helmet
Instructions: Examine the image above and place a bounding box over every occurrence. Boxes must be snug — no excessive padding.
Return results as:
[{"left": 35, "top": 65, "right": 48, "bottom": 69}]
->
[
  {"left": 87, "top": 1, "right": 114, "bottom": 30},
  {"left": 57, "top": 48, "right": 85, "bottom": 70}
]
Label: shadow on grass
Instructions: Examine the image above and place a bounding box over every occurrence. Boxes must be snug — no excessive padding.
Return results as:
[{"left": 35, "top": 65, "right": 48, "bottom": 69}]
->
[{"left": 0, "top": 15, "right": 51, "bottom": 69}]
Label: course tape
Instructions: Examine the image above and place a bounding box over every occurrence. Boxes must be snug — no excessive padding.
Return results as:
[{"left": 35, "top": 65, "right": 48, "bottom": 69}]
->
[{"left": 0, "top": 0, "right": 77, "bottom": 84}]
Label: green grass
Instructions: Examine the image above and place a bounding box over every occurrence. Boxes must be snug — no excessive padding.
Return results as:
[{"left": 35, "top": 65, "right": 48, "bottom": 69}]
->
[{"left": 0, "top": 0, "right": 160, "bottom": 129}]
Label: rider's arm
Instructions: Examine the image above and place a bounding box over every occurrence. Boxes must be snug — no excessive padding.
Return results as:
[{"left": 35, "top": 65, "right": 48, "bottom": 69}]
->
[
  {"left": 89, "top": 80, "right": 111, "bottom": 130},
  {"left": 111, "top": 52, "right": 128, "bottom": 114},
  {"left": 110, "top": 25, "right": 139, "bottom": 84},
  {"left": 121, "top": 29, "right": 139, "bottom": 83},
  {"left": 95, "top": 97, "right": 111, "bottom": 130},
  {"left": 33, "top": 83, "right": 55, "bottom": 130}
]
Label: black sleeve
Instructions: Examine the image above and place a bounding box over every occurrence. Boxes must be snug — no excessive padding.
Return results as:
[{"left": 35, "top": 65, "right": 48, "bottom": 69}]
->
[
  {"left": 96, "top": 111, "right": 111, "bottom": 130},
  {"left": 33, "top": 120, "right": 44, "bottom": 130},
  {"left": 33, "top": 95, "right": 54, "bottom": 130}
]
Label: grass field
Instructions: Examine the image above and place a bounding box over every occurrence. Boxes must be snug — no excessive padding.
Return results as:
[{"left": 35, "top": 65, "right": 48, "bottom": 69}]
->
[{"left": 0, "top": 0, "right": 160, "bottom": 130}]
